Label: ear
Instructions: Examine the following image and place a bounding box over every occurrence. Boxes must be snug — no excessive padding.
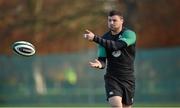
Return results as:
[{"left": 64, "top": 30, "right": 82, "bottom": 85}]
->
[{"left": 121, "top": 18, "right": 124, "bottom": 24}]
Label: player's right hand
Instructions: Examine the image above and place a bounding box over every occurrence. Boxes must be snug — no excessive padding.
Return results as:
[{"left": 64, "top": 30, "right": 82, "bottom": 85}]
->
[
  {"left": 89, "top": 59, "right": 102, "bottom": 69},
  {"left": 83, "top": 29, "right": 95, "bottom": 41}
]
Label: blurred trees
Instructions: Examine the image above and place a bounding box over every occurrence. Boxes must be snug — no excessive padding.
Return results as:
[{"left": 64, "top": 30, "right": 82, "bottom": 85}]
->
[
  {"left": 0, "top": 0, "right": 107, "bottom": 54},
  {"left": 0, "top": 0, "right": 180, "bottom": 55},
  {"left": 135, "top": 0, "right": 180, "bottom": 48},
  {"left": 117, "top": 0, "right": 180, "bottom": 48}
]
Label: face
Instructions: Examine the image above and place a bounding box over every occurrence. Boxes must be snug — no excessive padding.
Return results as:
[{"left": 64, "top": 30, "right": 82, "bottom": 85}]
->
[{"left": 108, "top": 15, "right": 123, "bottom": 32}]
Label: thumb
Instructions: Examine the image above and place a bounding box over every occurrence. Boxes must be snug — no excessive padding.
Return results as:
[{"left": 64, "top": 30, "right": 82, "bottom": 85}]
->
[{"left": 85, "top": 29, "right": 91, "bottom": 33}]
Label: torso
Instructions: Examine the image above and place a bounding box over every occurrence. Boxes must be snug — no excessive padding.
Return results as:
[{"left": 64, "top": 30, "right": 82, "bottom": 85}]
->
[{"left": 103, "top": 28, "right": 136, "bottom": 80}]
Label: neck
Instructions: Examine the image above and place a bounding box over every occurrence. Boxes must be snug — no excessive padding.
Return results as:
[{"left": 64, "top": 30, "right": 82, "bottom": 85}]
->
[{"left": 111, "top": 26, "right": 123, "bottom": 35}]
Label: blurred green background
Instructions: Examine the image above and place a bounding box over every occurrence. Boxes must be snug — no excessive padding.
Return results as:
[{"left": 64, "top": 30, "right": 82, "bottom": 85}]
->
[{"left": 0, "top": 0, "right": 180, "bottom": 107}]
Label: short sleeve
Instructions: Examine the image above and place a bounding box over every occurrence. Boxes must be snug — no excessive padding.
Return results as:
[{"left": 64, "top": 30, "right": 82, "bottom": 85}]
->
[
  {"left": 98, "top": 45, "right": 106, "bottom": 57},
  {"left": 119, "top": 30, "right": 136, "bottom": 46}
]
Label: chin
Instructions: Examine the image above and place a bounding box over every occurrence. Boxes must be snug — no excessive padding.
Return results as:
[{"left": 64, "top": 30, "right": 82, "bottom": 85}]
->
[{"left": 110, "top": 28, "right": 116, "bottom": 32}]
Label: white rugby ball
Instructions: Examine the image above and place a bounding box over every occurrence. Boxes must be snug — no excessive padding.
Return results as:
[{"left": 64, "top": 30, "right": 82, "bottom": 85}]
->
[{"left": 12, "top": 41, "right": 36, "bottom": 57}]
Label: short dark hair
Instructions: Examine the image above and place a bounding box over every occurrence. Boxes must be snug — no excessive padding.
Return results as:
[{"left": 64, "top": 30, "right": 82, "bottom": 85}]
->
[{"left": 108, "top": 10, "right": 123, "bottom": 18}]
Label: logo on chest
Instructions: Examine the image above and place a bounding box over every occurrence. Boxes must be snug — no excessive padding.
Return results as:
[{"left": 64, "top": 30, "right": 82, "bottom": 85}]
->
[{"left": 112, "top": 50, "right": 121, "bottom": 57}]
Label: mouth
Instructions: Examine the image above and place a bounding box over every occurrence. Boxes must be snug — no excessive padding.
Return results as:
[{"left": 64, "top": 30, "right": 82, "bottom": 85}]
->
[
  {"left": 110, "top": 24, "right": 115, "bottom": 27},
  {"left": 110, "top": 26, "right": 116, "bottom": 29}
]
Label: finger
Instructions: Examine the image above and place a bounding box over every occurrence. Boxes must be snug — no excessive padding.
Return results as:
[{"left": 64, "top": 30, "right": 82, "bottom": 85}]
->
[
  {"left": 95, "top": 59, "right": 99, "bottom": 63},
  {"left": 89, "top": 62, "right": 94, "bottom": 65},
  {"left": 91, "top": 64, "right": 98, "bottom": 68},
  {"left": 90, "top": 60, "right": 98, "bottom": 64},
  {"left": 83, "top": 34, "right": 87, "bottom": 38},
  {"left": 89, "top": 62, "right": 96, "bottom": 66},
  {"left": 89, "top": 62, "right": 97, "bottom": 67}
]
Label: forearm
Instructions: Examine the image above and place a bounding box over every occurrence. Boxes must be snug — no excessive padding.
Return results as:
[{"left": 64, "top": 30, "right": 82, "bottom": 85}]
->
[
  {"left": 93, "top": 35, "right": 127, "bottom": 50},
  {"left": 98, "top": 57, "right": 106, "bottom": 69}
]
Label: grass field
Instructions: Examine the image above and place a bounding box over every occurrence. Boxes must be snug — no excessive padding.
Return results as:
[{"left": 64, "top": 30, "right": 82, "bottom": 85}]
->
[{"left": 1, "top": 103, "right": 180, "bottom": 107}]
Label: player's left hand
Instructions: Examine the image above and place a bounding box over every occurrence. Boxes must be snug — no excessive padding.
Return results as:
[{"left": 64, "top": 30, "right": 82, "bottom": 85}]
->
[
  {"left": 83, "top": 29, "right": 95, "bottom": 41},
  {"left": 89, "top": 59, "right": 102, "bottom": 69}
]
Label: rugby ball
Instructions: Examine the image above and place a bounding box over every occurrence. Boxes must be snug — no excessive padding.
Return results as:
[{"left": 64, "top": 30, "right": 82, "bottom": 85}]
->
[{"left": 12, "top": 41, "right": 36, "bottom": 57}]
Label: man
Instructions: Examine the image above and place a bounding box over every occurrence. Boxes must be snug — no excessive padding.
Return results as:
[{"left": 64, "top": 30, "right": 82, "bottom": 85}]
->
[{"left": 83, "top": 10, "right": 136, "bottom": 108}]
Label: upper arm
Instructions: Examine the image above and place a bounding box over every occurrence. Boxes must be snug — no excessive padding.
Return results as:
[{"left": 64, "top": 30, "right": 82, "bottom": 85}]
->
[{"left": 119, "top": 30, "right": 136, "bottom": 46}]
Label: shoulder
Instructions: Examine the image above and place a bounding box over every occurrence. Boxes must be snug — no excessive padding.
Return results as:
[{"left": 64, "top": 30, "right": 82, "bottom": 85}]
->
[
  {"left": 123, "top": 28, "right": 136, "bottom": 36},
  {"left": 121, "top": 28, "right": 136, "bottom": 40},
  {"left": 120, "top": 28, "right": 136, "bottom": 46}
]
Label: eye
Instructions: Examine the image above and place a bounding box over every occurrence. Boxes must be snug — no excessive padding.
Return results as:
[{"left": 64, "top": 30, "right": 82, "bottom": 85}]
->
[
  {"left": 108, "top": 19, "right": 112, "bottom": 22},
  {"left": 113, "top": 19, "right": 117, "bottom": 22}
]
